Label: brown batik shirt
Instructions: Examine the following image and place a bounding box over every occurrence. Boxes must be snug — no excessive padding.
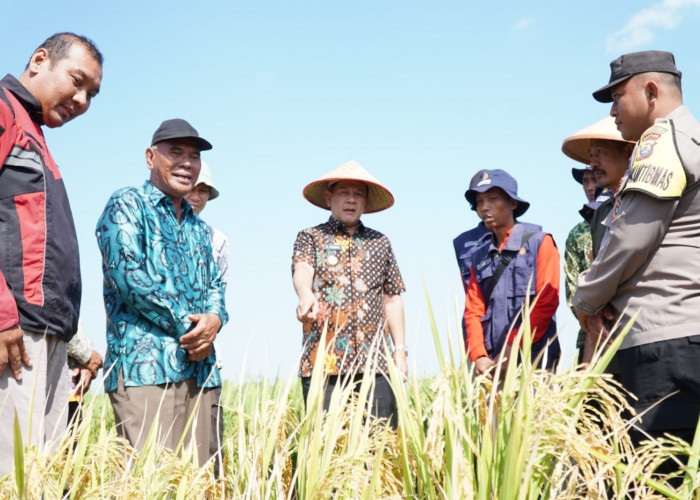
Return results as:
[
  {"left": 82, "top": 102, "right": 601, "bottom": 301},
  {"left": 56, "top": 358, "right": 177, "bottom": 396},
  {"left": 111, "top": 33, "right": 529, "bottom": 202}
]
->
[{"left": 292, "top": 216, "right": 406, "bottom": 377}]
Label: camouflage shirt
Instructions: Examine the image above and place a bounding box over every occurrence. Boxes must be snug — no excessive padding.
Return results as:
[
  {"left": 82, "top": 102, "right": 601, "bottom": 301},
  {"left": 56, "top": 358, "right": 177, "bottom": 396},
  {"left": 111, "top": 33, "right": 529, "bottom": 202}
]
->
[{"left": 564, "top": 220, "right": 591, "bottom": 347}]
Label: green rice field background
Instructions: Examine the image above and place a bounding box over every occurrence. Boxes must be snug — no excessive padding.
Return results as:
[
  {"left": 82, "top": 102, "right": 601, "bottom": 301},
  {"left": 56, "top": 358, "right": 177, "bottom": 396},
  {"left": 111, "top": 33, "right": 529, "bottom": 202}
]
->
[{"left": 2, "top": 302, "right": 700, "bottom": 499}]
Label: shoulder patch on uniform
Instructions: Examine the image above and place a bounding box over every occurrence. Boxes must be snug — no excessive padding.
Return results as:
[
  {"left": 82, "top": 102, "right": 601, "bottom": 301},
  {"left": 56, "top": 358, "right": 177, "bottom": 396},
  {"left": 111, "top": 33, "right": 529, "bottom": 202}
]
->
[
  {"left": 611, "top": 198, "right": 622, "bottom": 220},
  {"left": 624, "top": 120, "right": 686, "bottom": 199}
]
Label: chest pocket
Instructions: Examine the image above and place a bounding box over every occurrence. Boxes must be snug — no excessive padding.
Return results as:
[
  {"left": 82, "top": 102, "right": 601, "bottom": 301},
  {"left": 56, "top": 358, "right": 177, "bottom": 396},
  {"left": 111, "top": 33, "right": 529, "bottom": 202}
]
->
[
  {"left": 457, "top": 250, "right": 476, "bottom": 280},
  {"left": 509, "top": 249, "right": 537, "bottom": 298},
  {"left": 474, "top": 255, "right": 495, "bottom": 292}
]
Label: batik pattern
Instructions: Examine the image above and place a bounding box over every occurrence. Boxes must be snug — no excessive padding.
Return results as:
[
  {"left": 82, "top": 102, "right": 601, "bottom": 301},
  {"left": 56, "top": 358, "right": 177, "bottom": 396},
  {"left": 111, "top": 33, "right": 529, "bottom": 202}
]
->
[
  {"left": 96, "top": 181, "right": 228, "bottom": 392},
  {"left": 292, "top": 217, "right": 405, "bottom": 377}
]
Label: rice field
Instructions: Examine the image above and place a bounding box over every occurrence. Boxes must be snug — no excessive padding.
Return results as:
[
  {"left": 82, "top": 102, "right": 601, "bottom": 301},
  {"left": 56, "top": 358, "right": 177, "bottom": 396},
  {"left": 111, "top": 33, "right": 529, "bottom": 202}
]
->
[{"left": 2, "top": 300, "right": 700, "bottom": 499}]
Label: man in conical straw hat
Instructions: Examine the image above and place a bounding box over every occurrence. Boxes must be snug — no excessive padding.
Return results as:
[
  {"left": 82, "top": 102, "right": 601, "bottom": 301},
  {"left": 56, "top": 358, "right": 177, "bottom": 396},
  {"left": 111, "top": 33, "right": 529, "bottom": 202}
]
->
[
  {"left": 292, "top": 160, "right": 407, "bottom": 429},
  {"left": 561, "top": 116, "right": 634, "bottom": 366}
]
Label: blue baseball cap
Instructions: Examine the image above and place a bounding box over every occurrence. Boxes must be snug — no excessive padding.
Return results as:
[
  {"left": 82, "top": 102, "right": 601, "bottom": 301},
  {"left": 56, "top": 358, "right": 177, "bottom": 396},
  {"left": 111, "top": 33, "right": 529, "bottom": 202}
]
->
[{"left": 465, "top": 169, "right": 530, "bottom": 218}]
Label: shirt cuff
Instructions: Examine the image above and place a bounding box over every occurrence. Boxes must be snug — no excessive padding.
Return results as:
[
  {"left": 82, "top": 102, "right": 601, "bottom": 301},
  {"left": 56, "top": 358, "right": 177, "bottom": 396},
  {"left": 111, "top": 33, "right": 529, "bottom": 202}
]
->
[
  {"left": 573, "top": 298, "right": 604, "bottom": 315},
  {"left": 467, "top": 345, "right": 489, "bottom": 363}
]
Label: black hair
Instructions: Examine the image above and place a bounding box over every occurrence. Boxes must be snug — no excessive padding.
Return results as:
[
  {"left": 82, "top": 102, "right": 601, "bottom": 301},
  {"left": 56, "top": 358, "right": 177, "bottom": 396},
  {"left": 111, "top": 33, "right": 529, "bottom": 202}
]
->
[
  {"left": 26, "top": 32, "right": 103, "bottom": 70},
  {"left": 327, "top": 180, "right": 370, "bottom": 196}
]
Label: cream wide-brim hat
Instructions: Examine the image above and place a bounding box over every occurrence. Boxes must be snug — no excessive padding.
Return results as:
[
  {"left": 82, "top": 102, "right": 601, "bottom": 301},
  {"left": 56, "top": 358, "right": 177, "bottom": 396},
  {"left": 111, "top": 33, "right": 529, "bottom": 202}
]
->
[
  {"left": 302, "top": 160, "right": 394, "bottom": 214},
  {"left": 562, "top": 116, "right": 634, "bottom": 165},
  {"left": 195, "top": 161, "right": 220, "bottom": 200}
]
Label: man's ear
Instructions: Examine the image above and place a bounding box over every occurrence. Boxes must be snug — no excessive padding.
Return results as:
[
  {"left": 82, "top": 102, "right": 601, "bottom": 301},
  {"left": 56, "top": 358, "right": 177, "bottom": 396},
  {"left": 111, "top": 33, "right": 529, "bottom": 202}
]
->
[
  {"left": 27, "top": 48, "right": 50, "bottom": 74},
  {"left": 323, "top": 190, "right": 332, "bottom": 207},
  {"left": 145, "top": 147, "right": 155, "bottom": 171},
  {"left": 646, "top": 80, "right": 659, "bottom": 102}
]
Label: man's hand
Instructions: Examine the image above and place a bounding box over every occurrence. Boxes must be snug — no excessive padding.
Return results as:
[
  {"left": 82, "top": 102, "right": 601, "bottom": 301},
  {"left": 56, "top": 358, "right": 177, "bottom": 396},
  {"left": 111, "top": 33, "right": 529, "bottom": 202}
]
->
[
  {"left": 84, "top": 350, "right": 104, "bottom": 378},
  {"left": 296, "top": 292, "right": 319, "bottom": 323},
  {"left": 180, "top": 313, "right": 222, "bottom": 361},
  {"left": 0, "top": 324, "right": 31, "bottom": 381},
  {"left": 578, "top": 306, "right": 616, "bottom": 364},
  {"left": 71, "top": 350, "right": 103, "bottom": 395},
  {"left": 393, "top": 351, "right": 408, "bottom": 381},
  {"left": 492, "top": 343, "right": 512, "bottom": 370},
  {"left": 474, "top": 356, "right": 494, "bottom": 379}
]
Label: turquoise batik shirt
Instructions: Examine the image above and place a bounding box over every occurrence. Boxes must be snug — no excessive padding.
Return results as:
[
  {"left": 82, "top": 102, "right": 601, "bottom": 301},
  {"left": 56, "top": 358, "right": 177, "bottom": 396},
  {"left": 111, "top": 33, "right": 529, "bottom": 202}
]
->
[{"left": 96, "top": 180, "right": 228, "bottom": 392}]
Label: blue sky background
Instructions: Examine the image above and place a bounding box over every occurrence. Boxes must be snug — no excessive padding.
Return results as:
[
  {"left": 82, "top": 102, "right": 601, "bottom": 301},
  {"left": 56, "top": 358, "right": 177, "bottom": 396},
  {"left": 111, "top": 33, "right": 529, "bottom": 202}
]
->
[{"left": 2, "top": 1, "right": 699, "bottom": 382}]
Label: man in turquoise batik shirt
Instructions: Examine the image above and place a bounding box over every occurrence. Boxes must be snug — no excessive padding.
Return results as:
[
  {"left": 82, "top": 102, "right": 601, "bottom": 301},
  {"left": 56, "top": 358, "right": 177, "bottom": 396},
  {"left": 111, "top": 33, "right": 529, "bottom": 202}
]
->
[{"left": 96, "top": 118, "right": 227, "bottom": 467}]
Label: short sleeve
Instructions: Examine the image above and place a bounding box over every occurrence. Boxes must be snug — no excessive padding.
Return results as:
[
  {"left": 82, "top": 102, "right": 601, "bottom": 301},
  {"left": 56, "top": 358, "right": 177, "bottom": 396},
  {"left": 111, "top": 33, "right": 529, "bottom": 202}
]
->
[
  {"left": 292, "top": 230, "right": 317, "bottom": 274},
  {"left": 382, "top": 238, "right": 406, "bottom": 295}
]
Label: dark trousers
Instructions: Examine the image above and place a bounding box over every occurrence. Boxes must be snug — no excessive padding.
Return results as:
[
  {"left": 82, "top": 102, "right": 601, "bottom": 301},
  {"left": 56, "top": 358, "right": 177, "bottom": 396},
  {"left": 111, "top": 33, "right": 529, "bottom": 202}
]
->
[
  {"left": 618, "top": 336, "right": 700, "bottom": 485},
  {"left": 618, "top": 336, "right": 700, "bottom": 439},
  {"left": 300, "top": 373, "right": 398, "bottom": 429}
]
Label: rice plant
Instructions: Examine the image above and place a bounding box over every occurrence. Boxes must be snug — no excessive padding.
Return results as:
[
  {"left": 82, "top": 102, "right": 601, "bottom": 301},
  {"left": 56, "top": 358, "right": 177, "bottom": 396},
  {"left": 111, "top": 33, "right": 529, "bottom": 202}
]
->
[{"left": 1, "top": 294, "right": 699, "bottom": 498}]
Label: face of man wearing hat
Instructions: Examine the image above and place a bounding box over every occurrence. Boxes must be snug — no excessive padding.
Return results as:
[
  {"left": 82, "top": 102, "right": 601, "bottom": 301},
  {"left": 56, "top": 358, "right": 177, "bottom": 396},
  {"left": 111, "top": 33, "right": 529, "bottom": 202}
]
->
[
  {"left": 581, "top": 171, "right": 596, "bottom": 202},
  {"left": 589, "top": 139, "right": 631, "bottom": 191},
  {"left": 185, "top": 183, "right": 211, "bottom": 215},
  {"left": 609, "top": 76, "right": 655, "bottom": 142},
  {"left": 475, "top": 188, "right": 517, "bottom": 232},
  {"left": 146, "top": 138, "right": 202, "bottom": 206},
  {"left": 595, "top": 51, "right": 683, "bottom": 142},
  {"left": 323, "top": 180, "right": 368, "bottom": 230}
]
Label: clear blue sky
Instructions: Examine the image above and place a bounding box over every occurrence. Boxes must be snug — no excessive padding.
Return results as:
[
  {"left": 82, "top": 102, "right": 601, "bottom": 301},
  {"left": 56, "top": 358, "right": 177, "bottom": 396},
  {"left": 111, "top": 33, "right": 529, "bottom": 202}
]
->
[{"left": 2, "top": 0, "right": 699, "bottom": 381}]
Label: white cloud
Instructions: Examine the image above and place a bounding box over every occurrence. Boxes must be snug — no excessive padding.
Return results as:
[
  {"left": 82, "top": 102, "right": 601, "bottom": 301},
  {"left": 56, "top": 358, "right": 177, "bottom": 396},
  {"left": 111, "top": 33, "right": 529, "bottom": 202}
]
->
[
  {"left": 606, "top": 0, "right": 700, "bottom": 53},
  {"left": 514, "top": 17, "right": 533, "bottom": 30}
]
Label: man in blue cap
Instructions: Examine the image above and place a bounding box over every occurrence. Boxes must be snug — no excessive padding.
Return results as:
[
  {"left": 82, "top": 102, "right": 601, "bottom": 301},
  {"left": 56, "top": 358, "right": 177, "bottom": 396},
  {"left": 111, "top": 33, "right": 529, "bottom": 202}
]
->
[
  {"left": 453, "top": 171, "right": 491, "bottom": 342},
  {"left": 463, "top": 169, "right": 560, "bottom": 378},
  {"left": 574, "top": 50, "right": 700, "bottom": 450},
  {"left": 454, "top": 171, "right": 542, "bottom": 342},
  {"left": 453, "top": 170, "right": 490, "bottom": 296}
]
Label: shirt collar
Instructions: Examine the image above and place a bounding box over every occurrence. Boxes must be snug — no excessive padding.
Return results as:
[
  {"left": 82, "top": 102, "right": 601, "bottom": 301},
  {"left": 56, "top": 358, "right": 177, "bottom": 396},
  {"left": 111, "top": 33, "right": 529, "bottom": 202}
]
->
[
  {"left": 142, "top": 180, "right": 194, "bottom": 218},
  {"left": 663, "top": 105, "right": 689, "bottom": 121},
  {"left": 487, "top": 224, "right": 526, "bottom": 253},
  {"left": 327, "top": 215, "right": 365, "bottom": 235},
  {"left": 0, "top": 74, "right": 44, "bottom": 125}
]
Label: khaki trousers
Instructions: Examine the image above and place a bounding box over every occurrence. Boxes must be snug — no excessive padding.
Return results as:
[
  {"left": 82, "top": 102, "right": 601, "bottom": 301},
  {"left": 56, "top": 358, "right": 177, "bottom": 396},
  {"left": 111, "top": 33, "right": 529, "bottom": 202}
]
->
[
  {"left": 0, "top": 331, "right": 69, "bottom": 477},
  {"left": 109, "top": 371, "right": 212, "bottom": 467}
]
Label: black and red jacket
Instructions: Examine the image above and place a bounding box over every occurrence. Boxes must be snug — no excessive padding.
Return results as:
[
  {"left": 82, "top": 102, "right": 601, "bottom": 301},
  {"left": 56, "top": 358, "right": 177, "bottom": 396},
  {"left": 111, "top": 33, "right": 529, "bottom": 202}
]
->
[{"left": 0, "top": 75, "right": 80, "bottom": 341}]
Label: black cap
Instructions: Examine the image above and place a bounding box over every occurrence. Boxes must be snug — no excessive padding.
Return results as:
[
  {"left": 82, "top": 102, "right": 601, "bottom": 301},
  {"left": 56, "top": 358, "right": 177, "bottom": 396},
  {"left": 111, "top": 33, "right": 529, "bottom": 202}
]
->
[
  {"left": 579, "top": 188, "right": 613, "bottom": 221},
  {"left": 151, "top": 118, "right": 212, "bottom": 151},
  {"left": 571, "top": 166, "right": 592, "bottom": 185},
  {"left": 593, "top": 50, "right": 681, "bottom": 103}
]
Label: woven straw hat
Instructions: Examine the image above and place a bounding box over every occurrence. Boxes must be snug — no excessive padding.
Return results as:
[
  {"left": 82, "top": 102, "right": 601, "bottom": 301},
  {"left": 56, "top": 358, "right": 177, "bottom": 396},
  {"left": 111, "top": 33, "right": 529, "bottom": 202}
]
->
[
  {"left": 303, "top": 160, "right": 394, "bottom": 213},
  {"left": 195, "top": 161, "right": 220, "bottom": 200},
  {"left": 562, "top": 116, "right": 634, "bottom": 165}
]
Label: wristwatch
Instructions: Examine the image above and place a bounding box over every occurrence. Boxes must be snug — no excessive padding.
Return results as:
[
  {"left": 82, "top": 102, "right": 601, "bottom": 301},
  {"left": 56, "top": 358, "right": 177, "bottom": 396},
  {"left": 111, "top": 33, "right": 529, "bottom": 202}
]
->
[{"left": 392, "top": 344, "right": 408, "bottom": 355}]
